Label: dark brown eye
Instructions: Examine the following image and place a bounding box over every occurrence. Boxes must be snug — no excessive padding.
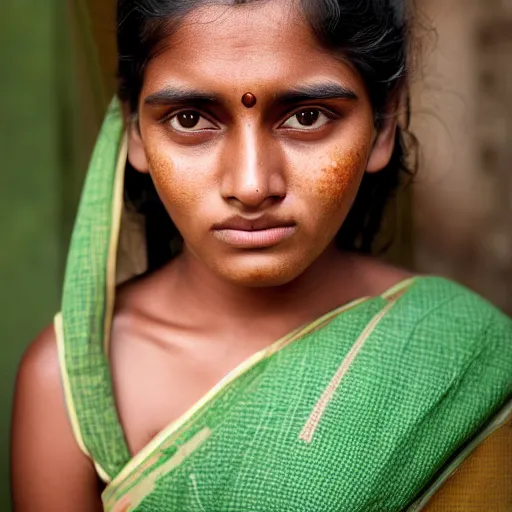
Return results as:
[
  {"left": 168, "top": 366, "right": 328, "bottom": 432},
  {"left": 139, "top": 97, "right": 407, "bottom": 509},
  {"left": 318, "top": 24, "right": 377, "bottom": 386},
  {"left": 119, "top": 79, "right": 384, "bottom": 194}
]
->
[
  {"left": 281, "top": 108, "right": 330, "bottom": 130},
  {"left": 296, "top": 110, "right": 320, "bottom": 126},
  {"left": 169, "top": 111, "right": 217, "bottom": 133},
  {"left": 176, "top": 111, "right": 200, "bottom": 128}
]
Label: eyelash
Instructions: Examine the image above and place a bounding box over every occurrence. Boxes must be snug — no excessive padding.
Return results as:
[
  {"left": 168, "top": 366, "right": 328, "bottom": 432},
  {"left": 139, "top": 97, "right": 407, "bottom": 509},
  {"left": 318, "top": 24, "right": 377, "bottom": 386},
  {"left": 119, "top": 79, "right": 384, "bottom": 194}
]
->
[
  {"left": 159, "top": 110, "right": 216, "bottom": 127},
  {"left": 280, "top": 107, "right": 339, "bottom": 129}
]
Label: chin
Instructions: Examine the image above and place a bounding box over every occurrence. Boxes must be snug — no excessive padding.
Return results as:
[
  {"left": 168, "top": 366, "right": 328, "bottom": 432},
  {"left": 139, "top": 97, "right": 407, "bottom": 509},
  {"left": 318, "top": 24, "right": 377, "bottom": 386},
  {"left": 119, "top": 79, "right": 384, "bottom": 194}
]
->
[{"left": 210, "top": 253, "right": 308, "bottom": 288}]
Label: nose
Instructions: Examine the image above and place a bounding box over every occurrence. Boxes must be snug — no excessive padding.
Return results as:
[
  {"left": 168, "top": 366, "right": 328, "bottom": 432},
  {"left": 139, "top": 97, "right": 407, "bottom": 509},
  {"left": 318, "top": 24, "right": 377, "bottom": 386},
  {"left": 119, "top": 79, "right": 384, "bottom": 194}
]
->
[{"left": 220, "top": 125, "right": 286, "bottom": 210}]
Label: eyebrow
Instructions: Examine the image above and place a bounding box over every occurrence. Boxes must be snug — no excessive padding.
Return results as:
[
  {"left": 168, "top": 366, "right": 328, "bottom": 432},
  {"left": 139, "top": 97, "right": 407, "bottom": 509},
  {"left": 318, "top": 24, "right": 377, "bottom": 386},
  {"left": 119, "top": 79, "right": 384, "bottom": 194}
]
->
[
  {"left": 144, "top": 87, "right": 219, "bottom": 106},
  {"left": 143, "top": 82, "right": 358, "bottom": 108},
  {"left": 275, "top": 83, "right": 358, "bottom": 104}
]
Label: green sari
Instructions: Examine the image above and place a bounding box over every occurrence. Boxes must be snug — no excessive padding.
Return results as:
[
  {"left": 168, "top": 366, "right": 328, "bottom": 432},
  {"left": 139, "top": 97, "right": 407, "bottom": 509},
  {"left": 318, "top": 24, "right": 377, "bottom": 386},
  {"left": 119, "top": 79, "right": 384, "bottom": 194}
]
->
[{"left": 56, "top": 102, "right": 512, "bottom": 511}]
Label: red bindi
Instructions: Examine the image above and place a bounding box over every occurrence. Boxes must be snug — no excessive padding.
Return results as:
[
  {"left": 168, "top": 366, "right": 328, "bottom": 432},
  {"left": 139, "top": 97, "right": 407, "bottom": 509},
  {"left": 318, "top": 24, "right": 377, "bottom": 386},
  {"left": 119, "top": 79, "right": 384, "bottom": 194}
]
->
[{"left": 242, "top": 92, "right": 257, "bottom": 108}]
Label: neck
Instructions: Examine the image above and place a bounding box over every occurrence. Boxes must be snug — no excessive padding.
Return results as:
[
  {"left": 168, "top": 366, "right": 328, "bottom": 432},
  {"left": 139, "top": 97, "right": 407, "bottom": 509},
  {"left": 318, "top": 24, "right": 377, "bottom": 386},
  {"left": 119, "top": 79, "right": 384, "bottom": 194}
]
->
[{"left": 169, "top": 244, "right": 362, "bottom": 330}]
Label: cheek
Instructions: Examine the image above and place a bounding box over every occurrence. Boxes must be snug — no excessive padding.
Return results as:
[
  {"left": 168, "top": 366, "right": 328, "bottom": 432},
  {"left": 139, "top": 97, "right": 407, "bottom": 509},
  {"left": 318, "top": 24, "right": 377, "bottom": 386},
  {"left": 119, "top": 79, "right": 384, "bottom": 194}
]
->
[
  {"left": 300, "top": 145, "right": 368, "bottom": 216},
  {"left": 317, "top": 146, "right": 367, "bottom": 209},
  {"left": 145, "top": 148, "right": 203, "bottom": 213}
]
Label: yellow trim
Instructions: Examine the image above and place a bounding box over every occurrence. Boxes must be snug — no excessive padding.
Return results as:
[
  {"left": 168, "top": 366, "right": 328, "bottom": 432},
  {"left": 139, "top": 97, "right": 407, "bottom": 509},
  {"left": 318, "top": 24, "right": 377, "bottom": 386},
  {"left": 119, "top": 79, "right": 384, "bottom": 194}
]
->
[
  {"left": 55, "top": 312, "right": 111, "bottom": 482},
  {"left": 104, "top": 133, "right": 128, "bottom": 356},
  {"left": 381, "top": 276, "right": 416, "bottom": 300},
  {"left": 110, "top": 428, "right": 212, "bottom": 511},
  {"left": 54, "top": 313, "right": 90, "bottom": 457},
  {"left": 95, "top": 461, "right": 112, "bottom": 484}
]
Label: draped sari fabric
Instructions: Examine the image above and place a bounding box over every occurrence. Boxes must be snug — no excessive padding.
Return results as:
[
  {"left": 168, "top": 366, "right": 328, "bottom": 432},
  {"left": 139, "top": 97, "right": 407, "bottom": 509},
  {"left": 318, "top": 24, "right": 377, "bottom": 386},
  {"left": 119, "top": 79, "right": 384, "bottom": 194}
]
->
[{"left": 54, "top": 102, "right": 512, "bottom": 511}]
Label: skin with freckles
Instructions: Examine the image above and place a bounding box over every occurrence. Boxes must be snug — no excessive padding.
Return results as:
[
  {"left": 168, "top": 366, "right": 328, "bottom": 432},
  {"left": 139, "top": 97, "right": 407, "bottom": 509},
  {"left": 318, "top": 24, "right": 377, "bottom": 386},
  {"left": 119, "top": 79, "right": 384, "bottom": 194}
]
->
[{"left": 11, "top": 3, "right": 413, "bottom": 508}]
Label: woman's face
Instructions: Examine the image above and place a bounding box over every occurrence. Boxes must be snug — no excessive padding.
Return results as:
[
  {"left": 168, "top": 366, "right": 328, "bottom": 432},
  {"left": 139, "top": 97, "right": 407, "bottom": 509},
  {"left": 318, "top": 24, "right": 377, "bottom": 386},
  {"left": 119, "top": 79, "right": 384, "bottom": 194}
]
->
[{"left": 130, "top": 1, "right": 396, "bottom": 287}]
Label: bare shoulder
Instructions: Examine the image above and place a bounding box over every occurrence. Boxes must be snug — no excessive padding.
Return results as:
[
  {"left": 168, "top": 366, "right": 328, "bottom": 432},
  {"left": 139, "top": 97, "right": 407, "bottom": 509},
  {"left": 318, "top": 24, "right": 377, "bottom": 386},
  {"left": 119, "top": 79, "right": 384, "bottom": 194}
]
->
[
  {"left": 11, "top": 324, "right": 103, "bottom": 511},
  {"left": 347, "top": 253, "right": 415, "bottom": 297},
  {"left": 16, "top": 323, "right": 60, "bottom": 389},
  {"left": 13, "top": 324, "right": 65, "bottom": 436}
]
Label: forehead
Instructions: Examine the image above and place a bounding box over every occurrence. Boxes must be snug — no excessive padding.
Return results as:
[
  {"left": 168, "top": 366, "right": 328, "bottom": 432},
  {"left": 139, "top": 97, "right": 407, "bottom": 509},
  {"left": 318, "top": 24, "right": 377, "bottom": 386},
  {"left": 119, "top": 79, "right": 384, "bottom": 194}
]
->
[{"left": 142, "top": 1, "right": 363, "bottom": 96}]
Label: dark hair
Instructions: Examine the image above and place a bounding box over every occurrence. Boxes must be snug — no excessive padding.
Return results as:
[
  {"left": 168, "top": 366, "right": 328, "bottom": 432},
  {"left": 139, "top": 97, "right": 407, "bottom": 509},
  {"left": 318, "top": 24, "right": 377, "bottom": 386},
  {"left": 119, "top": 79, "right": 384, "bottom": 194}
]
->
[{"left": 117, "top": 0, "right": 417, "bottom": 271}]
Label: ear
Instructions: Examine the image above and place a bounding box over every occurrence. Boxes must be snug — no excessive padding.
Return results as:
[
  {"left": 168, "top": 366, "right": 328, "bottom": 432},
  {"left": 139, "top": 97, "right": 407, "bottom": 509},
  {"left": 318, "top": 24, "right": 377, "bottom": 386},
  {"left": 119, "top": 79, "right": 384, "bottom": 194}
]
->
[
  {"left": 127, "top": 117, "right": 150, "bottom": 174},
  {"left": 366, "top": 114, "right": 398, "bottom": 174}
]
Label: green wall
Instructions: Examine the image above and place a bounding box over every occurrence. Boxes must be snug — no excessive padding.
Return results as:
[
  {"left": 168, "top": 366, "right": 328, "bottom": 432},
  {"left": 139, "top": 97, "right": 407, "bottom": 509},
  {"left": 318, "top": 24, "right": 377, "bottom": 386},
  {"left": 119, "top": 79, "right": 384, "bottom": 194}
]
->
[
  {"left": 0, "top": 1, "right": 69, "bottom": 508},
  {"left": 0, "top": 0, "right": 108, "bottom": 505}
]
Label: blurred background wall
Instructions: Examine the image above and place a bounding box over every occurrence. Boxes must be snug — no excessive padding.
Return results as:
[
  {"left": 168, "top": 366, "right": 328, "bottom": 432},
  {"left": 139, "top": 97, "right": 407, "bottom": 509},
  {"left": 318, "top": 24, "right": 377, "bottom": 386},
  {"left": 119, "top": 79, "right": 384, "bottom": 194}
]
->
[
  {"left": 412, "top": 0, "right": 512, "bottom": 314},
  {"left": 0, "top": 0, "right": 510, "bottom": 509},
  {"left": 0, "top": 1, "right": 63, "bottom": 509}
]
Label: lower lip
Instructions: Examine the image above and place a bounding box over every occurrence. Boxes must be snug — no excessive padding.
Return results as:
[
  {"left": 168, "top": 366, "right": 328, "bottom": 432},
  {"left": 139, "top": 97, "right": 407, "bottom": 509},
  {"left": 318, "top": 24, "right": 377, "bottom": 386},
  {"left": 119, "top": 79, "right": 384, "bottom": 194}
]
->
[{"left": 212, "top": 226, "right": 296, "bottom": 248}]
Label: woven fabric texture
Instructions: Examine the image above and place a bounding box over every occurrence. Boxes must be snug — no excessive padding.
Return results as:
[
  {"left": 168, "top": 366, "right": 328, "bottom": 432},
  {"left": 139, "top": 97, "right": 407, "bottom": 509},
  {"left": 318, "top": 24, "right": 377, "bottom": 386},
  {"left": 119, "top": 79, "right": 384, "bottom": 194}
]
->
[{"left": 61, "top": 100, "right": 131, "bottom": 479}]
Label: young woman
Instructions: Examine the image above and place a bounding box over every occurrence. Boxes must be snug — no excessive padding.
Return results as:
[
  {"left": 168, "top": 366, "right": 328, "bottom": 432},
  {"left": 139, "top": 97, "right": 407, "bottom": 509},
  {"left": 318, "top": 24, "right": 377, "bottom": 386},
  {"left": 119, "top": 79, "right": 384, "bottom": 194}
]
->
[{"left": 11, "top": 1, "right": 512, "bottom": 510}]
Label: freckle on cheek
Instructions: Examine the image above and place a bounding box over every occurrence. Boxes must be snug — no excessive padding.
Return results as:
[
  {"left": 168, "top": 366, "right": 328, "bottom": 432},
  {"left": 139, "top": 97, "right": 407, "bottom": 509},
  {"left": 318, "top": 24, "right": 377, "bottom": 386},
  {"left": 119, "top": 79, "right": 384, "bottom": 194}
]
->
[
  {"left": 146, "top": 151, "right": 195, "bottom": 209},
  {"left": 315, "top": 146, "right": 367, "bottom": 210},
  {"left": 147, "top": 151, "right": 173, "bottom": 184}
]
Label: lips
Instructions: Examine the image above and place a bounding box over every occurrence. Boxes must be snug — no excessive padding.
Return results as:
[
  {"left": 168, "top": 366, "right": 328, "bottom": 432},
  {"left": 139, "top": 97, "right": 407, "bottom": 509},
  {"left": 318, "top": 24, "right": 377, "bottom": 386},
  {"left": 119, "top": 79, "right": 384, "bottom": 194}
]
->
[
  {"left": 212, "top": 214, "right": 294, "bottom": 232},
  {"left": 211, "top": 215, "right": 296, "bottom": 248}
]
